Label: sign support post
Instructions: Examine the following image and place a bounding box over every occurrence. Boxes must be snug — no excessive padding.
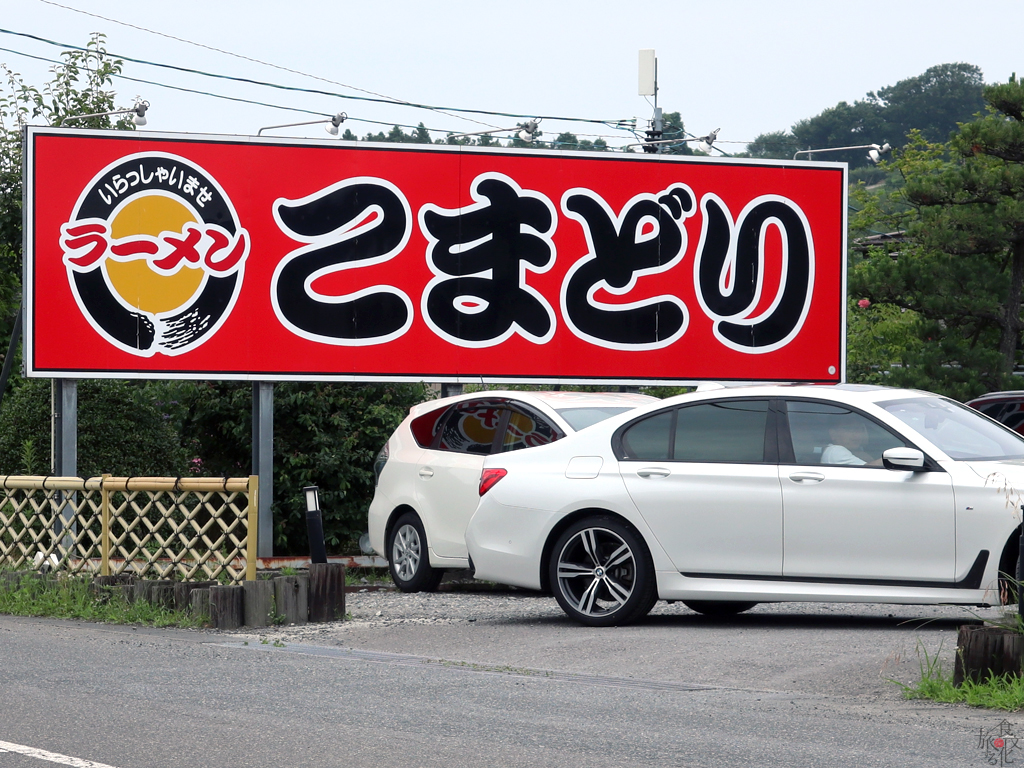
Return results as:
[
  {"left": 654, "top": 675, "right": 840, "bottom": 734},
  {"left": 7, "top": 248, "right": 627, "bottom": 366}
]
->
[{"left": 252, "top": 381, "right": 274, "bottom": 558}]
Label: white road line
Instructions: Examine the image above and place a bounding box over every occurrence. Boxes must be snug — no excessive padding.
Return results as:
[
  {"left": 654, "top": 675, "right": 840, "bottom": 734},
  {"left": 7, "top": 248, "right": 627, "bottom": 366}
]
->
[{"left": 0, "top": 740, "right": 121, "bottom": 768}]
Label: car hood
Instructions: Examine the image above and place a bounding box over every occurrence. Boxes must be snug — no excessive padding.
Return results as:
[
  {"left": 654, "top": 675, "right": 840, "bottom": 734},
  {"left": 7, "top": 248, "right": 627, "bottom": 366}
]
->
[{"left": 966, "top": 458, "right": 1024, "bottom": 485}]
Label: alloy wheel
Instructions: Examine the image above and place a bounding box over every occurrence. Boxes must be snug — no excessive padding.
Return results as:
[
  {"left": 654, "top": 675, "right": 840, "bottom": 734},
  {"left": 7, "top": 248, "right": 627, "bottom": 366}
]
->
[
  {"left": 555, "top": 526, "right": 636, "bottom": 618},
  {"left": 392, "top": 523, "right": 422, "bottom": 581}
]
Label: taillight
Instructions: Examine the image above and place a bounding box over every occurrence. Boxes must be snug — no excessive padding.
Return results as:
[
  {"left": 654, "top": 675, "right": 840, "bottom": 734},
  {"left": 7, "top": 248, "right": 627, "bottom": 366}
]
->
[
  {"left": 373, "top": 443, "right": 389, "bottom": 486},
  {"left": 479, "top": 468, "right": 507, "bottom": 496}
]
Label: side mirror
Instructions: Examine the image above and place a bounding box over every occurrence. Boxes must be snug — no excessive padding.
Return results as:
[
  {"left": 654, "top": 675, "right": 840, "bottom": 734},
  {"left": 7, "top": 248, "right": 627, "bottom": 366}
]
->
[{"left": 882, "top": 447, "right": 926, "bottom": 471}]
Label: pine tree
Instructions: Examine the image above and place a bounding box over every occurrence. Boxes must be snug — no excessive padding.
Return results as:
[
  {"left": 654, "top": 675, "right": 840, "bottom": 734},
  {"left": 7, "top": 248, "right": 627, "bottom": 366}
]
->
[{"left": 851, "top": 76, "right": 1024, "bottom": 396}]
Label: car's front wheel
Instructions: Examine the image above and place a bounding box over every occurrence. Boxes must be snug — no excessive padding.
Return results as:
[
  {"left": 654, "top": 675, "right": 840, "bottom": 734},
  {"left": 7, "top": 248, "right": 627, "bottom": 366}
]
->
[
  {"left": 388, "top": 512, "right": 444, "bottom": 593},
  {"left": 549, "top": 516, "right": 657, "bottom": 627}
]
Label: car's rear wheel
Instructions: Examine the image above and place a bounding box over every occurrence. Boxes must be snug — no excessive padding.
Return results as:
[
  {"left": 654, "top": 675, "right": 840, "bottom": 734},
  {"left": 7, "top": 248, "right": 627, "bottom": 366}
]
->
[
  {"left": 683, "top": 600, "right": 758, "bottom": 616},
  {"left": 388, "top": 512, "right": 444, "bottom": 593},
  {"left": 549, "top": 516, "right": 657, "bottom": 627}
]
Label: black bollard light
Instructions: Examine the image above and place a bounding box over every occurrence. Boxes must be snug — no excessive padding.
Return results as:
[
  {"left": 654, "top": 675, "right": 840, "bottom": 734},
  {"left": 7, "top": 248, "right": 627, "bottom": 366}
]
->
[{"left": 304, "top": 486, "right": 328, "bottom": 565}]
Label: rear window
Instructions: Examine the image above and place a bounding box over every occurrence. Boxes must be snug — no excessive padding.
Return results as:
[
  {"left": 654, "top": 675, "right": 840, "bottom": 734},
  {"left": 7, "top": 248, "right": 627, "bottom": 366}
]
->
[
  {"left": 502, "top": 411, "right": 561, "bottom": 452},
  {"left": 438, "top": 407, "right": 505, "bottom": 454},
  {"left": 556, "top": 406, "right": 636, "bottom": 431}
]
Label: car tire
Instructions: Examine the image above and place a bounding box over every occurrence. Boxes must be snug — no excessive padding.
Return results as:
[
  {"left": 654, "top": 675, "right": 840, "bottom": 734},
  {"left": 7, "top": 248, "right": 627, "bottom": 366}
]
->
[
  {"left": 549, "top": 515, "right": 657, "bottom": 627},
  {"left": 683, "top": 600, "right": 758, "bottom": 616},
  {"left": 388, "top": 512, "right": 444, "bottom": 593},
  {"left": 999, "top": 535, "right": 1020, "bottom": 606}
]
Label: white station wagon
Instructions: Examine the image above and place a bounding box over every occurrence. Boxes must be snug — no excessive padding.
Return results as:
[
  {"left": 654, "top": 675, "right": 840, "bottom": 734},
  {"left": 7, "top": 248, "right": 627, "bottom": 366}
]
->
[{"left": 367, "top": 389, "right": 656, "bottom": 591}]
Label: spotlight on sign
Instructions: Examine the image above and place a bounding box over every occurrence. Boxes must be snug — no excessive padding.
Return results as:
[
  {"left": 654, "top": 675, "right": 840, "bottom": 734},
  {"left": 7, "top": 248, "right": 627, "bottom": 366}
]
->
[
  {"left": 867, "top": 143, "right": 892, "bottom": 164},
  {"left": 517, "top": 119, "right": 541, "bottom": 142},
  {"left": 58, "top": 99, "right": 152, "bottom": 128},
  {"left": 326, "top": 113, "right": 347, "bottom": 137}
]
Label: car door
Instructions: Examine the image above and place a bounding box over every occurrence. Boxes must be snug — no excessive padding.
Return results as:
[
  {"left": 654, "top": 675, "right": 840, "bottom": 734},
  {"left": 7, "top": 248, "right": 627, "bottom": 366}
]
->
[
  {"left": 779, "top": 399, "right": 956, "bottom": 582},
  {"left": 617, "top": 398, "right": 784, "bottom": 577}
]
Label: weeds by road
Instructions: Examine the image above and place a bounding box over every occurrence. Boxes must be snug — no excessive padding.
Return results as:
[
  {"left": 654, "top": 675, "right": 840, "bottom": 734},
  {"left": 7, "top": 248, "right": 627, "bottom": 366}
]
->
[
  {"left": 895, "top": 640, "right": 1024, "bottom": 711},
  {"left": 0, "top": 572, "right": 201, "bottom": 627}
]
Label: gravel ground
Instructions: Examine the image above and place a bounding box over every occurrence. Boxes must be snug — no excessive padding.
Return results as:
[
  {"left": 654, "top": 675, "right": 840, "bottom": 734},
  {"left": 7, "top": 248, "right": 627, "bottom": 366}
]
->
[
  {"left": 258, "top": 582, "right": 1012, "bottom": 638},
  {"left": 224, "top": 583, "right": 1014, "bottom": 699}
]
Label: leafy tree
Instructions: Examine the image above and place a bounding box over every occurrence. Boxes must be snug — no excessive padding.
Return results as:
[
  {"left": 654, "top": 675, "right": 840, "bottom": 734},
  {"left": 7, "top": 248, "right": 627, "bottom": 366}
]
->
[
  {"left": 744, "top": 130, "right": 800, "bottom": 160},
  {"left": 865, "top": 62, "right": 986, "bottom": 144},
  {"left": 849, "top": 76, "right": 1024, "bottom": 397},
  {"left": 791, "top": 100, "right": 882, "bottom": 166},
  {"left": 363, "top": 122, "right": 432, "bottom": 144},
  {"left": 1, "top": 33, "right": 136, "bottom": 360},
  {"left": 747, "top": 63, "right": 987, "bottom": 168},
  {"left": 551, "top": 131, "right": 608, "bottom": 152},
  {"left": 0, "top": 379, "right": 186, "bottom": 477},
  {"left": 654, "top": 111, "right": 694, "bottom": 155},
  {"left": 159, "top": 380, "right": 430, "bottom": 553}
]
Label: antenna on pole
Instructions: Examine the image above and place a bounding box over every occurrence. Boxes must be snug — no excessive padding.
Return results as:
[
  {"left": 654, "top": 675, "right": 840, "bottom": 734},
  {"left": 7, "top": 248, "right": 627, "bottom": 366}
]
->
[{"left": 639, "top": 49, "right": 662, "bottom": 153}]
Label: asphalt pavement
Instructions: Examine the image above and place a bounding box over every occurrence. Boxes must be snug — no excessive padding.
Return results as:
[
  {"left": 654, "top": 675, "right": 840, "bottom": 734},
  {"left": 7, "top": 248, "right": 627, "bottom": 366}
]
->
[{"left": 2, "top": 590, "right": 1023, "bottom": 767}]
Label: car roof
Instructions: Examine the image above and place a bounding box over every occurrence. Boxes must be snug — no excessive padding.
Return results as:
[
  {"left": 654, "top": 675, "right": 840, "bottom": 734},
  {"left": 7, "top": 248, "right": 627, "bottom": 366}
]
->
[
  {"left": 407, "top": 389, "right": 658, "bottom": 420},
  {"left": 653, "top": 383, "right": 936, "bottom": 410}
]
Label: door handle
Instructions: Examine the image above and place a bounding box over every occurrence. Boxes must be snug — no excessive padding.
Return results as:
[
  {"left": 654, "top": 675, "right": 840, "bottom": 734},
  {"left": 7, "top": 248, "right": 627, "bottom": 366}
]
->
[
  {"left": 636, "top": 467, "right": 671, "bottom": 478},
  {"left": 418, "top": 467, "right": 434, "bottom": 479},
  {"left": 789, "top": 471, "right": 824, "bottom": 483}
]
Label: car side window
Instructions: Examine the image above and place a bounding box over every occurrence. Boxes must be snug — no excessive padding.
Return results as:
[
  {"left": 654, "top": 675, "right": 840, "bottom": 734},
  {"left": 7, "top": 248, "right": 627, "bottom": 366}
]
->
[
  {"left": 786, "top": 401, "right": 906, "bottom": 466},
  {"left": 501, "top": 410, "right": 561, "bottom": 453},
  {"left": 436, "top": 406, "right": 507, "bottom": 454},
  {"left": 617, "top": 400, "right": 769, "bottom": 462},
  {"left": 410, "top": 406, "right": 449, "bottom": 448},
  {"left": 619, "top": 410, "right": 673, "bottom": 460},
  {"left": 674, "top": 400, "right": 769, "bottom": 463}
]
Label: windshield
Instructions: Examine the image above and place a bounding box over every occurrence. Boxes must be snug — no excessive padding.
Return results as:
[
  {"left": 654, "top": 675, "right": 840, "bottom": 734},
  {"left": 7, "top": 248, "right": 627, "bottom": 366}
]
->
[
  {"left": 879, "top": 396, "right": 1024, "bottom": 461},
  {"left": 557, "top": 406, "right": 637, "bottom": 432}
]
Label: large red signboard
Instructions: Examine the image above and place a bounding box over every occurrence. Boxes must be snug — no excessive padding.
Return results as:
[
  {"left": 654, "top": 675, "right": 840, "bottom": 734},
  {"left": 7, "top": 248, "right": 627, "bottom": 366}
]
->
[{"left": 25, "top": 128, "right": 847, "bottom": 383}]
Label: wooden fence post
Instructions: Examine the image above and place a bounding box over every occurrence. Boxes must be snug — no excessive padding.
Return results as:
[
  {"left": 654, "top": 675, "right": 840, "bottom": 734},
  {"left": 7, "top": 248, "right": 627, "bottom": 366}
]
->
[
  {"left": 173, "top": 580, "right": 217, "bottom": 611},
  {"left": 100, "top": 474, "right": 111, "bottom": 577},
  {"left": 191, "top": 588, "right": 211, "bottom": 623},
  {"left": 246, "top": 475, "right": 259, "bottom": 583},
  {"left": 243, "top": 580, "right": 274, "bottom": 627},
  {"left": 133, "top": 579, "right": 174, "bottom": 605},
  {"left": 210, "top": 585, "right": 245, "bottom": 629},
  {"left": 955, "top": 624, "right": 1024, "bottom": 685},
  {"left": 273, "top": 575, "right": 308, "bottom": 625},
  {"left": 308, "top": 563, "right": 346, "bottom": 622}
]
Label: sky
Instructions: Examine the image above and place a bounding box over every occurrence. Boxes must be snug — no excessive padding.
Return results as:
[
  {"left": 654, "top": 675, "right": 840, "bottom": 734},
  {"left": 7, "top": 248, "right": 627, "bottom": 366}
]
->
[{"left": 2, "top": 0, "right": 1022, "bottom": 152}]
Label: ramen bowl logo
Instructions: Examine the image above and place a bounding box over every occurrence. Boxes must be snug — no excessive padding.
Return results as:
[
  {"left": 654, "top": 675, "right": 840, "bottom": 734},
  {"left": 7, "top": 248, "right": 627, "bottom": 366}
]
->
[{"left": 59, "top": 152, "right": 249, "bottom": 356}]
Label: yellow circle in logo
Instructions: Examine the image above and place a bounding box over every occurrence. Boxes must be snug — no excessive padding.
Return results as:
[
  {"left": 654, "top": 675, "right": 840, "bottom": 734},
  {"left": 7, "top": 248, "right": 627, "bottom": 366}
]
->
[{"left": 105, "top": 195, "right": 205, "bottom": 315}]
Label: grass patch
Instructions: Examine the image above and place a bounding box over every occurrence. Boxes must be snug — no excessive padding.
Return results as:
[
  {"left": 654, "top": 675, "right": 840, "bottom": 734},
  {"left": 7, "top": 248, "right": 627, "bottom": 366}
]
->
[
  {"left": 345, "top": 567, "right": 392, "bottom": 587},
  {"left": 0, "top": 572, "right": 204, "bottom": 628},
  {"left": 895, "top": 641, "right": 1024, "bottom": 711}
]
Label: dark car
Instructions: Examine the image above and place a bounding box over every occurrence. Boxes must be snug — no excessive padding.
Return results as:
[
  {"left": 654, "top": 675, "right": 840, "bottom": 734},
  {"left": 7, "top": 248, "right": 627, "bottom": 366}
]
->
[{"left": 966, "top": 391, "right": 1024, "bottom": 435}]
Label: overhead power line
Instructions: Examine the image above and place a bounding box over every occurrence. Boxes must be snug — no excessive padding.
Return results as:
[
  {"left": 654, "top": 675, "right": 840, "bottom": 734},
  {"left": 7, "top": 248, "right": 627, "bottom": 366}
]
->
[
  {"left": 0, "top": 43, "right": 640, "bottom": 148},
  {"left": 0, "top": 27, "right": 630, "bottom": 129},
  {"left": 33, "top": 0, "right": 501, "bottom": 130}
]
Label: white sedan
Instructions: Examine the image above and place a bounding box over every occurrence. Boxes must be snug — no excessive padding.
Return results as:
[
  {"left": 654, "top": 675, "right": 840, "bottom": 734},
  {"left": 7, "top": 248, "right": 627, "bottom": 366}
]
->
[
  {"left": 466, "top": 384, "right": 1024, "bottom": 626},
  {"left": 367, "top": 389, "right": 656, "bottom": 591}
]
